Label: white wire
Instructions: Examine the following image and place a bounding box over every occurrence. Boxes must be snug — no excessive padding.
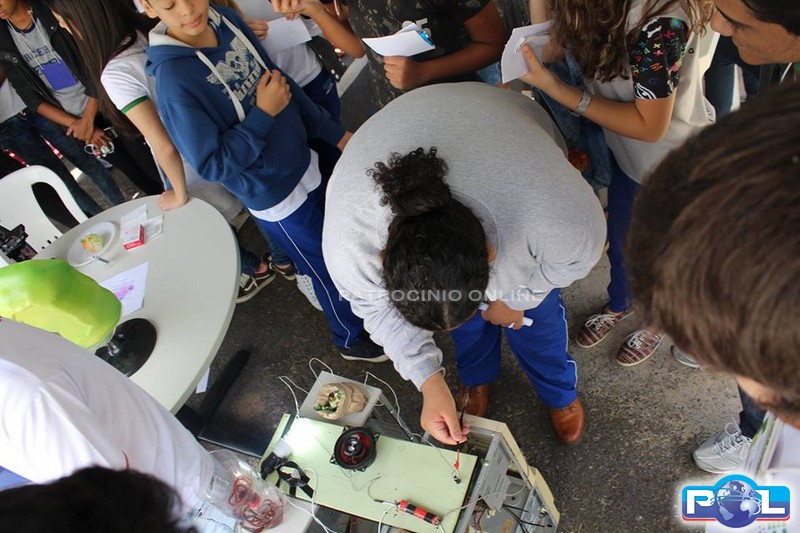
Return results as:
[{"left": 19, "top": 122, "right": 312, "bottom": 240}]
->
[
  {"left": 285, "top": 467, "right": 336, "bottom": 533},
  {"left": 281, "top": 375, "right": 309, "bottom": 395},
  {"left": 277, "top": 376, "right": 301, "bottom": 417},
  {"left": 307, "top": 357, "right": 333, "bottom": 378},
  {"left": 363, "top": 372, "right": 457, "bottom": 477},
  {"left": 375, "top": 502, "right": 395, "bottom": 533},
  {"left": 439, "top": 463, "right": 532, "bottom": 520},
  {"left": 193, "top": 516, "right": 235, "bottom": 532},
  {"left": 364, "top": 371, "right": 400, "bottom": 418},
  {"left": 409, "top": 432, "right": 461, "bottom": 480},
  {"left": 363, "top": 371, "right": 416, "bottom": 439}
]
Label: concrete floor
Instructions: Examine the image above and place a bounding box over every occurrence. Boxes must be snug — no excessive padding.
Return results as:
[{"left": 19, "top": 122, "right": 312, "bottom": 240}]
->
[{"left": 100, "top": 68, "right": 741, "bottom": 532}]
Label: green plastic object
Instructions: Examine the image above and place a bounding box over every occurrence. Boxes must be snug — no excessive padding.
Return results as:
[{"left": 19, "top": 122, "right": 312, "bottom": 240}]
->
[{"left": 0, "top": 259, "right": 121, "bottom": 349}]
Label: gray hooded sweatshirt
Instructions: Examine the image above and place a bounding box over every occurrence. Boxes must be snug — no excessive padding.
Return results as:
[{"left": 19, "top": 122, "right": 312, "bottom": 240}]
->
[{"left": 323, "top": 83, "right": 606, "bottom": 390}]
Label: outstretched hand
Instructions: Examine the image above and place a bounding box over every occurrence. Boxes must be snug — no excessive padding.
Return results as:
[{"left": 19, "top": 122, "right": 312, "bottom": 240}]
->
[{"left": 420, "top": 372, "right": 470, "bottom": 445}]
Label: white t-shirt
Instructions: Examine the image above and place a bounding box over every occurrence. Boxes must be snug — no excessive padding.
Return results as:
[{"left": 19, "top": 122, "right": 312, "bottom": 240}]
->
[
  {"left": 0, "top": 318, "right": 213, "bottom": 510},
  {"left": 233, "top": 0, "right": 322, "bottom": 86},
  {"left": 101, "top": 34, "right": 243, "bottom": 222},
  {"left": 0, "top": 80, "right": 26, "bottom": 123},
  {"left": 101, "top": 34, "right": 157, "bottom": 115},
  {"left": 586, "top": 0, "right": 716, "bottom": 182}
]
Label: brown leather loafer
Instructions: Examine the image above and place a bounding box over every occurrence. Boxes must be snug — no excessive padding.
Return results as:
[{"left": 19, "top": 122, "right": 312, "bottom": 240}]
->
[
  {"left": 549, "top": 397, "right": 585, "bottom": 445},
  {"left": 457, "top": 383, "right": 489, "bottom": 417}
]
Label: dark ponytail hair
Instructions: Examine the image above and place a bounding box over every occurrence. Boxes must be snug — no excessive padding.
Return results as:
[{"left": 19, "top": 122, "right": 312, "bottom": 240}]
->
[{"left": 370, "top": 148, "right": 489, "bottom": 331}]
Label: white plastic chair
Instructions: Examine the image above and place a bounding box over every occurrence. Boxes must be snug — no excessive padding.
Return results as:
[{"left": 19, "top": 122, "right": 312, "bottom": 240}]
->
[{"left": 0, "top": 165, "right": 88, "bottom": 252}]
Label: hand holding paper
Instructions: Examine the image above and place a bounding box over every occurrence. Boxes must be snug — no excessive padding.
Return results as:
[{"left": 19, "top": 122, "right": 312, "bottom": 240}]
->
[
  {"left": 259, "top": 17, "right": 312, "bottom": 54},
  {"left": 500, "top": 22, "right": 553, "bottom": 84},
  {"left": 362, "top": 23, "right": 435, "bottom": 57},
  {"left": 383, "top": 56, "right": 429, "bottom": 90}
]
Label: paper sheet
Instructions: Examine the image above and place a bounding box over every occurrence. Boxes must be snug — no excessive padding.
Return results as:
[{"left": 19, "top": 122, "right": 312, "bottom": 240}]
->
[
  {"left": 362, "top": 23, "right": 435, "bottom": 57},
  {"left": 260, "top": 17, "right": 312, "bottom": 55},
  {"left": 195, "top": 368, "right": 210, "bottom": 394},
  {"left": 500, "top": 21, "right": 553, "bottom": 83},
  {"left": 100, "top": 262, "right": 149, "bottom": 317},
  {"left": 143, "top": 215, "right": 163, "bottom": 242},
  {"left": 120, "top": 204, "right": 148, "bottom": 248},
  {"left": 120, "top": 204, "right": 147, "bottom": 229}
]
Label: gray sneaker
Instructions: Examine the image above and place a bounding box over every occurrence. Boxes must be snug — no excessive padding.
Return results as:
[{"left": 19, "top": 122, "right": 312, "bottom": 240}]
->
[
  {"left": 692, "top": 422, "right": 752, "bottom": 473},
  {"left": 671, "top": 345, "right": 701, "bottom": 369}
]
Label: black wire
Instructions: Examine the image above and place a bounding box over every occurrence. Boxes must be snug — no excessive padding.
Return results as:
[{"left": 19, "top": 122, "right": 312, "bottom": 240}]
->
[
  {"left": 503, "top": 503, "right": 527, "bottom": 512},
  {"left": 502, "top": 504, "right": 554, "bottom": 531},
  {"left": 503, "top": 505, "right": 530, "bottom": 533}
]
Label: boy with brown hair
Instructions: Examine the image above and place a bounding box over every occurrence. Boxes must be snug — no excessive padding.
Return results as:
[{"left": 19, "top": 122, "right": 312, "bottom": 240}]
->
[{"left": 627, "top": 82, "right": 800, "bottom": 516}]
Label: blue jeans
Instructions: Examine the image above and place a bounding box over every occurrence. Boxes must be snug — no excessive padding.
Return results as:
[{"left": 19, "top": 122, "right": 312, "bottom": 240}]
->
[
  {"left": 451, "top": 289, "right": 578, "bottom": 409},
  {"left": 239, "top": 246, "right": 260, "bottom": 276},
  {"left": 253, "top": 186, "right": 364, "bottom": 349},
  {"left": 607, "top": 159, "right": 639, "bottom": 313},
  {"left": 738, "top": 386, "right": 766, "bottom": 439},
  {"left": 302, "top": 69, "right": 342, "bottom": 181},
  {"left": 535, "top": 53, "right": 614, "bottom": 190},
  {"left": 231, "top": 222, "right": 260, "bottom": 277},
  {"left": 0, "top": 111, "right": 109, "bottom": 214}
]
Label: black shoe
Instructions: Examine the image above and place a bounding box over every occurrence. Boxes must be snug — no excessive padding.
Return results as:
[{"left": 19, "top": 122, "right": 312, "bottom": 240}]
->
[
  {"left": 339, "top": 336, "right": 389, "bottom": 363},
  {"left": 236, "top": 269, "right": 276, "bottom": 303},
  {"left": 261, "top": 252, "right": 297, "bottom": 281}
]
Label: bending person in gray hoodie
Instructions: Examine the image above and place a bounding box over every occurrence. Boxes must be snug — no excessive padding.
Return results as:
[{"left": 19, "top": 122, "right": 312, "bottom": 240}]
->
[{"left": 323, "top": 83, "right": 606, "bottom": 445}]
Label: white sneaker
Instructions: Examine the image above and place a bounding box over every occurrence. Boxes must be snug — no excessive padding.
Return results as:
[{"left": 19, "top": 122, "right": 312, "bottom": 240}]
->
[
  {"left": 692, "top": 422, "right": 752, "bottom": 473},
  {"left": 295, "top": 274, "right": 322, "bottom": 311}
]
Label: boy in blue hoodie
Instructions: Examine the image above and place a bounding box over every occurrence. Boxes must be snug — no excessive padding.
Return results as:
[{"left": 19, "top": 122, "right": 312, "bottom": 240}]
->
[{"left": 143, "top": 0, "right": 384, "bottom": 360}]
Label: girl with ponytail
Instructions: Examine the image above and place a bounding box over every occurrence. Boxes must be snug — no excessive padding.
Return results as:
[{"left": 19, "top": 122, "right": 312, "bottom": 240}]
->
[
  {"left": 323, "top": 84, "right": 605, "bottom": 446},
  {"left": 371, "top": 147, "right": 490, "bottom": 332}
]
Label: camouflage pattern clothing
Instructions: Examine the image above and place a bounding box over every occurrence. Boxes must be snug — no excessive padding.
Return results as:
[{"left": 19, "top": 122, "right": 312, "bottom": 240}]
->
[{"left": 324, "top": 0, "right": 489, "bottom": 109}]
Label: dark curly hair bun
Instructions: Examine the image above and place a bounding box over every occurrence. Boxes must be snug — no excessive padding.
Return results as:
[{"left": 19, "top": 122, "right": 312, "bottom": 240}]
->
[
  {"left": 369, "top": 147, "right": 451, "bottom": 217},
  {"left": 373, "top": 148, "right": 490, "bottom": 331}
]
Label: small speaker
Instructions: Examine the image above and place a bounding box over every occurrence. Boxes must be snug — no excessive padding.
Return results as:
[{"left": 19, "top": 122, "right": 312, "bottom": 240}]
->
[{"left": 331, "top": 426, "right": 379, "bottom": 471}]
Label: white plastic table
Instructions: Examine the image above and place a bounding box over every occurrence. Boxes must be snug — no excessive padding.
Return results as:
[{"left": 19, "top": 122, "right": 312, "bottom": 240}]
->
[{"left": 38, "top": 196, "right": 239, "bottom": 413}]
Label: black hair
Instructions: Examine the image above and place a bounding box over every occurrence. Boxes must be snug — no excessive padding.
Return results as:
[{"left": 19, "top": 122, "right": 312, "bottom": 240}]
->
[
  {"left": 370, "top": 147, "right": 489, "bottom": 331},
  {"left": 0, "top": 467, "right": 196, "bottom": 533},
  {"left": 743, "top": 0, "right": 800, "bottom": 35}
]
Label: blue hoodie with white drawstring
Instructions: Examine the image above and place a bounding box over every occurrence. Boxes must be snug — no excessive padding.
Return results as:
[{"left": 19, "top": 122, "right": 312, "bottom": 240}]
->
[{"left": 145, "top": 6, "right": 344, "bottom": 211}]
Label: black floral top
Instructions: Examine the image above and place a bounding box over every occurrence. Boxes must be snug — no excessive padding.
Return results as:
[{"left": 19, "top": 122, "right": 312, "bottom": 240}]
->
[{"left": 630, "top": 17, "right": 689, "bottom": 100}]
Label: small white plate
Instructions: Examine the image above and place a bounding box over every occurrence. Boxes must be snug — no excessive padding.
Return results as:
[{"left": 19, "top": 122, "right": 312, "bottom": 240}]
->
[{"left": 67, "top": 222, "right": 117, "bottom": 267}]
